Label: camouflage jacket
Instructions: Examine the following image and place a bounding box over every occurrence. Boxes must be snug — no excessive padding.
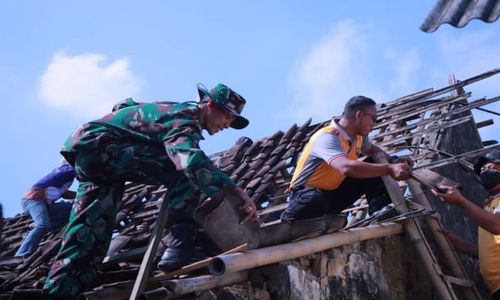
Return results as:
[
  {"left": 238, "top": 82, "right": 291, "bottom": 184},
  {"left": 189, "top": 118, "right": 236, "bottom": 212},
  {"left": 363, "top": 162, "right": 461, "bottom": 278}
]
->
[{"left": 61, "top": 98, "right": 235, "bottom": 198}]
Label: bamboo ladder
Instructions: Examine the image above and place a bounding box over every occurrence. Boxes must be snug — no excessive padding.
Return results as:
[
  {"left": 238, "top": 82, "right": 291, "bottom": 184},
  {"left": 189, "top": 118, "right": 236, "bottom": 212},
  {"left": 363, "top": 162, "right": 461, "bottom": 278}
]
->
[
  {"left": 374, "top": 153, "right": 481, "bottom": 300},
  {"left": 129, "top": 195, "right": 170, "bottom": 300}
]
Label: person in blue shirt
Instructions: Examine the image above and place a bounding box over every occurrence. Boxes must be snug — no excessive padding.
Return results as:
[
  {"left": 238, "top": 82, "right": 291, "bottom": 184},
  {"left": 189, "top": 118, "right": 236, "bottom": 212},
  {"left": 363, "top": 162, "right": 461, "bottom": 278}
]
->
[{"left": 15, "top": 161, "right": 77, "bottom": 258}]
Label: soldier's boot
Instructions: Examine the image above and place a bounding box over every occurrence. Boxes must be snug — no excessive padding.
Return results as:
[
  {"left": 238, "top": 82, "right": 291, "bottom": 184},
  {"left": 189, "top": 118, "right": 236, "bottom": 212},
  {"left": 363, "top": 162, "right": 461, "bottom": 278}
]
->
[
  {"left": 157, "top": 223, "right": 206, "bottom": 272},
  {"left": 194, "top": 188, "right": 260, "bottom": 251}
]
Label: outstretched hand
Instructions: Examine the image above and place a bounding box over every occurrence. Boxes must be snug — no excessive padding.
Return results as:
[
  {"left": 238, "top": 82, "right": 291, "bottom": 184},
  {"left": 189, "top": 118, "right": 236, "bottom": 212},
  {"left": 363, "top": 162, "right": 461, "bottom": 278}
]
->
[
  {"left": 431, "top": 185, "right": 466, "bottom": 205},
  {"left": 235, "top": 187, "right": 257, "bottom": 224},
  {"left": 389, "top": 163, "right": 412, "bottom": 180}
]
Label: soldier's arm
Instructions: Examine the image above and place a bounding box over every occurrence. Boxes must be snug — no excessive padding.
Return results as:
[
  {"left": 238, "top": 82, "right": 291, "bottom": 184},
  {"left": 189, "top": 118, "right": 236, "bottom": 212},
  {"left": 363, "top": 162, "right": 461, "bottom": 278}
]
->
[{"left": 159, "top": 118, "right": 235, "bottom": 198}]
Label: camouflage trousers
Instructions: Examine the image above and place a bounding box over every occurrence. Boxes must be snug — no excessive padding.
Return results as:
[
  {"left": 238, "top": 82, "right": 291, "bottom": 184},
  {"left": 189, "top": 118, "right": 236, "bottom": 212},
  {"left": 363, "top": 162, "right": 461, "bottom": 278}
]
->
[{"left": 44, "top": 143, "right": 201, "bottom": 299}]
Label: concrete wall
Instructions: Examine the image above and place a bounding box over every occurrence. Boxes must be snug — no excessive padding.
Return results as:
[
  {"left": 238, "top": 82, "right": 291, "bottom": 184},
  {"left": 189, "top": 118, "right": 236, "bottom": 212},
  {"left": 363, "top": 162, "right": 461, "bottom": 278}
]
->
[
  {"left": 217, "top": 236, "right": 446, "bottom": 300},
  {"left": 286, "top": 237, "right": 435, "bottom": 300}
]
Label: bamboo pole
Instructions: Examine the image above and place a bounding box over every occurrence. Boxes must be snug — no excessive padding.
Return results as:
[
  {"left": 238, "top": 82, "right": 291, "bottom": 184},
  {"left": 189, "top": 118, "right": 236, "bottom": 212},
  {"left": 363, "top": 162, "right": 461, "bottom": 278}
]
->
[
  {"left": 150, "top": 243, "right": 248, "bottom": 281},
  {"left": 208, "top": 222, "right": 403, "bottom": 276},
  {"left": 142, "top": 271, "right": 248, "bottom": 299},
  {"left": 80, "top": 245, "right": 248, "bottom": 300},
  {"left": 80, "top": 280, "right": 137, "bottom": 300},
  {"left": 80, "top": 271, "right": 248, "bottom": 300}
]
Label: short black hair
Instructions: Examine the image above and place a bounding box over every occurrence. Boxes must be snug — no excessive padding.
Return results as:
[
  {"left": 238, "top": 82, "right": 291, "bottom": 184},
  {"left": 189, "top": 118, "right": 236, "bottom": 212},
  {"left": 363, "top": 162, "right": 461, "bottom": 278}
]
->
[{"left": 342, "top": 95, "right": 377, "bottom": 117}]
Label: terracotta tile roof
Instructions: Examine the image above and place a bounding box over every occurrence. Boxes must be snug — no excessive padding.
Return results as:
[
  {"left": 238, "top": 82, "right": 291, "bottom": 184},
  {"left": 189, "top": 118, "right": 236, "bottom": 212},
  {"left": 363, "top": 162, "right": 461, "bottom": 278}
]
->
[{"left": 1, "top": 68, "right": 499, "bottom": 297}]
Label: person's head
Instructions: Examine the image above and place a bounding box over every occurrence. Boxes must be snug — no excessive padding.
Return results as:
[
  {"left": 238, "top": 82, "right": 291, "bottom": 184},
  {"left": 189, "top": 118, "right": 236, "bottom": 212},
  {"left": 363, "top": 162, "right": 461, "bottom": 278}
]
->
[
  {"left": 197, "top": 83, "right": 249, "bottom": 135},
  {"left": 474, "top": 150, "right": 500, "bottom": 192},
  {"left": 341, "top": 95, "right": 377, "bottom": 136}
]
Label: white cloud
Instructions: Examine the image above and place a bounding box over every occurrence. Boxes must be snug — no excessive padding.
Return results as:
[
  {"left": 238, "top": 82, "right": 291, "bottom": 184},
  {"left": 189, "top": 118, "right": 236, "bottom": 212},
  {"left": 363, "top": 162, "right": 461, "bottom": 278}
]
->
[
  {"left": 38, "top": 51, "right": 141, "bottom": 118},
  {"left": 386, "top": 48, "right": 421, "bottom": 94},
  {"left": 432, "top": 29, "right": 500, "bottom": 97},
  {"left": 286, "top": 19, "right": 498, "bottom": 140},
  {"left": 431, "top": 29, "right": 500, "bottom": 143},
  {"left": 285, "top": 20, "right": 420, "bottom": 123}
]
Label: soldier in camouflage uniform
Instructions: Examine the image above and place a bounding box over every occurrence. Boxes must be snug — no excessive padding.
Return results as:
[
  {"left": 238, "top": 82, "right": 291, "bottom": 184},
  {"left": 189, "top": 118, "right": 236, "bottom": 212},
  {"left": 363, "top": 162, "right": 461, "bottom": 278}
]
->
[{"left": 43, "top": 84, "right": 256, "bottom": 299}]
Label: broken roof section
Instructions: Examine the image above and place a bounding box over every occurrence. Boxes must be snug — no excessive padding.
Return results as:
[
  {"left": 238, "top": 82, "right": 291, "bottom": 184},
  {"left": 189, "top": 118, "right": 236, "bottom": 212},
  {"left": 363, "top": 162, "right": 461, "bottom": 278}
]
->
[
  {"left": 421, "top": 0, "right": 500, "bottom": 32},
  {"left": 1, "top": 68, "right": 500, "bottom": 298}
]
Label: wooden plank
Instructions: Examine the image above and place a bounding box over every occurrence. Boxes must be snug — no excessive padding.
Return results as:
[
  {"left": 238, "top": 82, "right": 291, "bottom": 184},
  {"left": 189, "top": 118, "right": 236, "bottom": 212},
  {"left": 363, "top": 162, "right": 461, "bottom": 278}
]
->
[
  {"left": 374, "top": 94, "right": 470, "bottom": 130},
  {"left": 375, "top": 116, "right": 472, "bottom": 149},
  {"left": 379, "top": 93, "right": 498, "bottom": 140},
  {"left": 483, "top": 140, "right": 498, "bottom": 146},
  {"left": 373, "top": 113, "right": 472, "bottom": 142},
  {"left": 381, "top": 68, "right": 499, "bottom": 112},
  {"left": 415, "top": 144, "right": 500, "bottom": 170},
  {"left": 377, "top": 98, "right": 444, "bottom": 120},
  {"left": 475, "top": 119, "right": 494, "bottom": 129},
  {"left": 380, "top": 88, "right": 434, "bottom": 109},
  {"left": 130, "top": 209, "right": 159, "bottom": 221},
  {"left": 151, "top": 188, "right": 168, "bottom": 194},
  {"left": 0, "top": 257, "right": 23, "bottom": 268}
]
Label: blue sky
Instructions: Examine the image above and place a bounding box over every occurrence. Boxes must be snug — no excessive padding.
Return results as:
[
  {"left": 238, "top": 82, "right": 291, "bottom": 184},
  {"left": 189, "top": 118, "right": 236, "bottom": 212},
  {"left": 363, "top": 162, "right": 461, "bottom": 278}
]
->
[{"left": 1, "top": 1, "right": 499, "bottom": 217}]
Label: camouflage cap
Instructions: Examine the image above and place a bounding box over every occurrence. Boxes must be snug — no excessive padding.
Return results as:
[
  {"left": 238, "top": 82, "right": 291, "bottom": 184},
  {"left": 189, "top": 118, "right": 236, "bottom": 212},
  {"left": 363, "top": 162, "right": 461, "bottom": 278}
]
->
[
  {"left": 197, "top": 83, "right": 249, "bottom": 129},
  {"left": 474, "top": 150, "right": 500, "bottom": 175}
]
